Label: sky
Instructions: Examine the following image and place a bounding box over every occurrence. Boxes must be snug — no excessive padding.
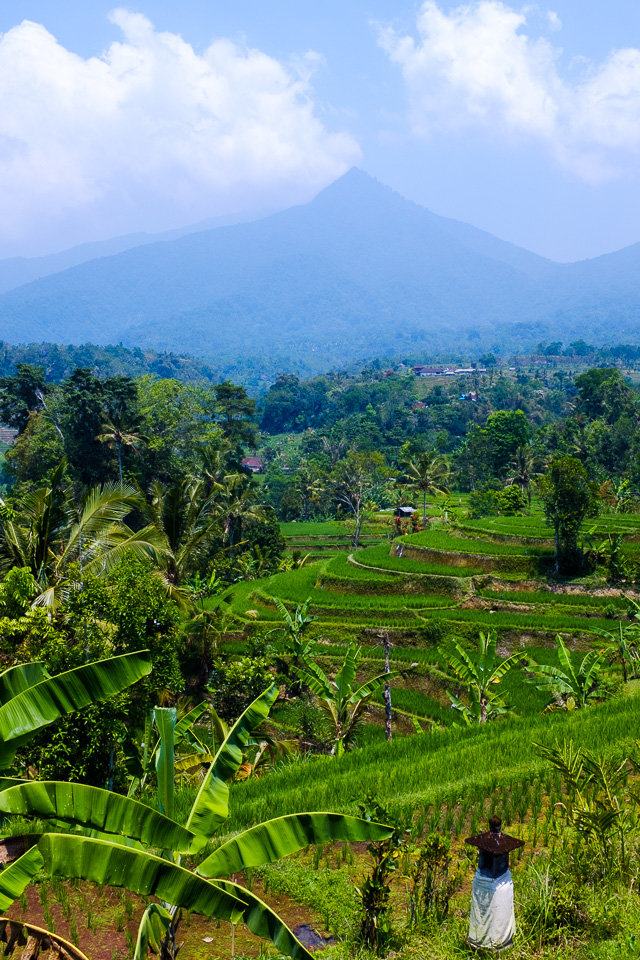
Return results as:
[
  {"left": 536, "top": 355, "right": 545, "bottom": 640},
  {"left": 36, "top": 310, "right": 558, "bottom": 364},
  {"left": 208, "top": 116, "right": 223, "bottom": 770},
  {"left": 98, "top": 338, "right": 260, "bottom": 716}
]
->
[{"left": 1, "top": 1, "right": 640, "bottom": 262}]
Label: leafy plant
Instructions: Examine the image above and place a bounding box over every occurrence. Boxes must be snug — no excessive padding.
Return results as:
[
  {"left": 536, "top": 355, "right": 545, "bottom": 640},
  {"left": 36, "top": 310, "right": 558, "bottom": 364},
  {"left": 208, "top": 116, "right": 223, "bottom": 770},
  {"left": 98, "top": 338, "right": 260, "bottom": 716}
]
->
[
  {"left": 0, "top": 651, "right": 151, "bottom": 773},
  {"left": 527, "top": 635, "right": 609, "bottom": 711},
  {"left": 404, "top": 832, "right": 460, "bottom": 928},
  {"left": 535, "top": 739, "right": 637, "bottom": 881},
  {"left": 0, "top": 686, "right": 391, "bottom": 960},
  {"left": 444, "top": 630, "right": 524, "bottom": 723},
  {"left": 294, "top": 643, "right": 399, "bottom": 755},
  {"left": 355, "top": 796, "right": 405, "bottom": 955}
]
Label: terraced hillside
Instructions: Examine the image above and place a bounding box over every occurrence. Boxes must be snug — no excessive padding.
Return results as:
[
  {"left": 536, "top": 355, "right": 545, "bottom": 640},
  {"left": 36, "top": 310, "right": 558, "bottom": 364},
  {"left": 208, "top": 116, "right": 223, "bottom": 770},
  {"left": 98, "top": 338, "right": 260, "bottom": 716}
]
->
[
  {"left": 223, "top": 504, "right": 640, "bottom": 730},
  {"left": 281, "top": 518, "right": 390, "bottom": 558}
]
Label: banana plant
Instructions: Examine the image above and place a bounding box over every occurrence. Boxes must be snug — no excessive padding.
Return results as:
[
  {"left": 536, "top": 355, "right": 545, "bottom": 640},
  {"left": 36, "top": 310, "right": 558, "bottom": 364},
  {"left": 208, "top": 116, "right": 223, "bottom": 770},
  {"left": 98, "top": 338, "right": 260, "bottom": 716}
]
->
[
  {"left": 0, "top": 651, "right": 152, "bottom": 772},
  {"left": 444, "top": 631, "right": 524, "bottom": 724},
  {"left": 0, "top": 685, "right": 391, "bottom": 960},
  {"left": 526, "top": 635, "right": 609, "bottom": 711},
  {"left": 294, "top": 642, "right": 399, "bottom": 755},
  {"left": 271, "top": 596, "right": 316, "bottom": 669}
]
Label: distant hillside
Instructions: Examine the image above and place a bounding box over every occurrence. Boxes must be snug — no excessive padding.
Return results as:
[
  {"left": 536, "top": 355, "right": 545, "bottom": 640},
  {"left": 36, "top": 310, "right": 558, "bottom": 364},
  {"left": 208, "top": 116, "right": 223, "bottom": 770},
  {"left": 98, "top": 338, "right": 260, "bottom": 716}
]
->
[
  {"left": 0, "top": 342, "right": 220, "bottom": 384},
  {"left": 0, "top": 210, "right": 271, "bottom": 295},
  {"left": 0, "top": 168, "right": 639, "bottom": 372}
]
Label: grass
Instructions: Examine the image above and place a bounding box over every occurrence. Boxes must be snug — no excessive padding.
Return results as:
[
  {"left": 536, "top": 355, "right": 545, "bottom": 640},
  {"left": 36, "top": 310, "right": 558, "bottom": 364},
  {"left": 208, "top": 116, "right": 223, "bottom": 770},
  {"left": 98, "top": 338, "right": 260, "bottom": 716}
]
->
[
  {"left": 226, "top": 693, "right": 640, "bottom": 831},
  {"left": 478, "top": 587, "right": 633, "bottom": 610},
  {"left": 404, "top": 528, "right": 553, "bottom": 558},
  {"left": 352, "top": 544, "right": 485, "bottom": 578}
]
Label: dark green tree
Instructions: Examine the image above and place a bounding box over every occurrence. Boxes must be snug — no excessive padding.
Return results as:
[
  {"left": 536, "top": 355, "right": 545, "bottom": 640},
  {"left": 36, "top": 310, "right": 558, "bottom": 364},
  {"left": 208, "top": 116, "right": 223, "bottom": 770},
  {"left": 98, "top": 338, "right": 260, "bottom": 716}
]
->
[
  {"left": 0, "top": 364, "right": 46, "bottom": 434},
  {"left": 485, "top": 409, "right": 530, "bottom": 476},
  {"left": 214, "top": 380, "right": 257, "bottom": 448},
  {"left": 538, "top": 456, "right": 600, "bottom": 573}
]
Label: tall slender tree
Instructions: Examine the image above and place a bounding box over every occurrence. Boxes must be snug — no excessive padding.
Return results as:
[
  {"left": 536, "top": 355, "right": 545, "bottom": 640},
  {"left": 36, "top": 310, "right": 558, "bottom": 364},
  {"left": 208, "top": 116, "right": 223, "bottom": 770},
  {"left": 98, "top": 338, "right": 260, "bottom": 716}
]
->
[{"left": 405, "top": 452, "right": 450, "bottom": 521}]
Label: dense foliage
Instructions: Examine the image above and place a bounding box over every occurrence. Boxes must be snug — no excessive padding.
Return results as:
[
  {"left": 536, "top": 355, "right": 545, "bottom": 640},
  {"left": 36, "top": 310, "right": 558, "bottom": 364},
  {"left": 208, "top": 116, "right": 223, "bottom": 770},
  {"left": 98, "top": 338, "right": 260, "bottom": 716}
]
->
[{"left": 1, "top": 351, "right": 640, "bottom": 960}]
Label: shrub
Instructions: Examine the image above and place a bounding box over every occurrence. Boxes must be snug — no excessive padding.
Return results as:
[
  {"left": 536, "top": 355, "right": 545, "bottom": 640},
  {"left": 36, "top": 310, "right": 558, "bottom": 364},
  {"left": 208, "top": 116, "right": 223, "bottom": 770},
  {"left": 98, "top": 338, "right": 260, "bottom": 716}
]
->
[
  {"left": 209, "top": 656, "right": 272, "bottom": 721},
  {"left": 495, "top": 485, "right": 527, "bottom": 515}
]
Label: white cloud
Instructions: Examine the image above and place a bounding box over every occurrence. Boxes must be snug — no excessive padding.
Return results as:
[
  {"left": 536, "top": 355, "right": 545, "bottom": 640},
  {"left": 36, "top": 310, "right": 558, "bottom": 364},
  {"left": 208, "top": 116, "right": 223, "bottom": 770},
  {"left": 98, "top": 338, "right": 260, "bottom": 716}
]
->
[
  {"left": 0, "top": 10, "right": 360, "bottom": 255},
  {"left": 378, "top": 1, "right": 640, "bottom": 181}
]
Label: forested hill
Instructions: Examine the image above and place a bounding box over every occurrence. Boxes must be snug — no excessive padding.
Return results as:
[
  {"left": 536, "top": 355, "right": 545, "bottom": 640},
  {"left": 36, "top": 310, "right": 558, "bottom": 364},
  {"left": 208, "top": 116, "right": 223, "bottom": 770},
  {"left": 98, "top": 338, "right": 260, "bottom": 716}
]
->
[
  {"left": 0, "top": 169, "right": 640, "bottom": 374},
  {"left": 0, "top": 342, "right": 220, "bottom": 384}
]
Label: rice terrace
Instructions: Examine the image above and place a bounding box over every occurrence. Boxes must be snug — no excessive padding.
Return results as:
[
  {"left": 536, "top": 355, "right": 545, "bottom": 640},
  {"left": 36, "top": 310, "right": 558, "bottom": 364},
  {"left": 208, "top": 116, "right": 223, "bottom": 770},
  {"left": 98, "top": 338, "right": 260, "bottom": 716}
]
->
[{"left": 2, "top": 1, "right": 640, "bottom": 957}]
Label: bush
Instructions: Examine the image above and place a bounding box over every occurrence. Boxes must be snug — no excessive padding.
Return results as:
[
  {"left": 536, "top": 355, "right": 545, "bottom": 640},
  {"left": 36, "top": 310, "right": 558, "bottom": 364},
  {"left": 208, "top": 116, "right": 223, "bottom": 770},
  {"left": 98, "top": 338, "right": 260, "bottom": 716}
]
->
[
  {"left": 468, "top": 486, "right": 499, "bottom": 519},
  {"left": 495, "top": 485, "right": 527, "bottom": 515},
  {"left": 418, "top": 619, "right": 450, "bottom": 647},
  {"left": 209, "top": 656, "right": 272, "bottom": 721}
]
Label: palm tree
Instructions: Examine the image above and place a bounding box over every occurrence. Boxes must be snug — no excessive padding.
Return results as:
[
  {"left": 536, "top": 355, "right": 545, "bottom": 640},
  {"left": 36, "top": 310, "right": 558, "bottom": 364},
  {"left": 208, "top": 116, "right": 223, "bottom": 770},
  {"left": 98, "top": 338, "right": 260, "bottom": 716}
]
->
[
  {"left": 0, "top": 462, "right": 164, "bottom": 606},
  {"left": 216, "top": 472, "right": 264, "bottom": 558},
  {"left": 294, "top": 643, "right": 397, "bottom": 755},
  {"left": 98, "top": 420, "right": 146, "bottom": 485},
  {"left": 0, "top": 687, "right": 391, "bottom": 960},
  {"left": 405, "top": 452, "right": 450, "bottom": 522},
  {"left": 295, "top": 463, "right": 324, "bottom": 521},
  {"left": 143, "top": 478, "right": 217, "bottom": 599},
  {"left": 505, "top": 445, "right": 541, "bottom": 506},
  {"left": 527, "top": 635, "right": 609, "bottom": 711},
  {"left": 445, "top": 631, "right": 524, "bottom": 723}
]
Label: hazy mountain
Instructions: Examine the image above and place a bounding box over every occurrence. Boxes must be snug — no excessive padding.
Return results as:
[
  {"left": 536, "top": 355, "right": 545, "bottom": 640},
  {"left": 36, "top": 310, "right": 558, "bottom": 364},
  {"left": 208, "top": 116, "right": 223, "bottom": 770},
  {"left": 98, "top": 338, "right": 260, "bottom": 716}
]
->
[
  {"left": 0, "top": 210, "right": 273, "bottom": 294},
  {"left": 0, "top": 168, "right": 637, "bottom": 372}
]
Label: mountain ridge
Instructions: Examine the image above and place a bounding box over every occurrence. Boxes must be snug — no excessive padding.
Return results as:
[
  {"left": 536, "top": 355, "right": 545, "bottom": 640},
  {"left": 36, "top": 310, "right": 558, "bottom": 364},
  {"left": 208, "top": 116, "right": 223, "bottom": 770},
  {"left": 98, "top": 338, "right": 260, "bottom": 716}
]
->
[{"left": 0, "top": 168, "right": 638, "bottom": 372}]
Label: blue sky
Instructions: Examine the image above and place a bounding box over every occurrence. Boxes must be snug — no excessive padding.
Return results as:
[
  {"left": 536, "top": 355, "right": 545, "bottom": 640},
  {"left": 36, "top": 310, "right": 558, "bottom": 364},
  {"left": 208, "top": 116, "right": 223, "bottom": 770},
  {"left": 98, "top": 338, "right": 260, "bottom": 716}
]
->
[{"left": 1, "top": 1, "right": 640, "bottom": 261}]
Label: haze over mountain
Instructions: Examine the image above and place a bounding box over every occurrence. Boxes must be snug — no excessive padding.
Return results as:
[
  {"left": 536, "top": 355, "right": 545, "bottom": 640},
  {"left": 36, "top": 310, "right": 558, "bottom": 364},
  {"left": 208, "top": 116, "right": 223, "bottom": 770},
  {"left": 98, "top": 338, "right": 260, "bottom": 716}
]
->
[
  {"left": 0, "top": 209, "right": 275, "bottom": 296},
  {"left": 0, "top": 168, "right": 638, "bottom": 376}
]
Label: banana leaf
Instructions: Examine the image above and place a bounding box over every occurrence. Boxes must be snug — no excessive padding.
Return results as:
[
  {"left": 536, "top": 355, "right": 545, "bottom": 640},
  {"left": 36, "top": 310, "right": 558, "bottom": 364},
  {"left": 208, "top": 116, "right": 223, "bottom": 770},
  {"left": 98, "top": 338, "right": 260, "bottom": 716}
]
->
[
  {"left": 0, "top": 846, "right": 44, "bottom": 911},
  {"left": 0, "top": 663, "right": 49, "bottom": 704},
  {"left": 175, "top": 702, "right": 209, "bottom": 743},
  {"left": 37, "top": 834, "right": 244, "bottom": 922},
  {"left": 0, "top": 782, "right": 197, "bottom": 852},
  {"left": 216, "top": 879, "right": 312, "bottom": 960},
  {"left": 134, "top": 904, "right": 173, "bottom": 960},
  {"left": 0, "top": 734, "right": 32, "bottom": 772},
  {"left": 197, "top": 812, "right": 392, "bottom": 878},
  {"left": 154, "top": 707, "right": 176, "bottom": 819},
  {"left": 186, "top": 685, "right": 278, "bottom": 840},
  {"left": 0, "top": 651, "right": 152, "bottom": 743}
]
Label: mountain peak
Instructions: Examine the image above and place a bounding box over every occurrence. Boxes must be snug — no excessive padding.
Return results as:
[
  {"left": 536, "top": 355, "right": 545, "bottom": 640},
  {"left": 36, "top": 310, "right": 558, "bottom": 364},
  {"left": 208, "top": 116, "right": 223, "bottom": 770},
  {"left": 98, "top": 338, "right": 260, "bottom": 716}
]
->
[{"left": 312, "top": 167, "right": 398, "bottom": 205}]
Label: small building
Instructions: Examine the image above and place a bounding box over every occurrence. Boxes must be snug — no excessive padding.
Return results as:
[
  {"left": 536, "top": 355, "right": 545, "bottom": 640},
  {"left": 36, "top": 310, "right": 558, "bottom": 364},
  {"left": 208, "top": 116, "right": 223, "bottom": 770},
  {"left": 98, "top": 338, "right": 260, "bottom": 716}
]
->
[
  {"left": 241, "top": 456, "right": 265, "bottom": 474},
  {"left": 394, "top": 506, "right": 416, "bottom": 518}
]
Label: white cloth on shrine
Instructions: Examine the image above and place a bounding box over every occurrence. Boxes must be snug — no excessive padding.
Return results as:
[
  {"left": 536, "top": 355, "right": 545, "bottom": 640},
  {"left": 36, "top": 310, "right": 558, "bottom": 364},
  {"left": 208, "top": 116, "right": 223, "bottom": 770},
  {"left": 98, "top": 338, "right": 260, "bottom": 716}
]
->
[{"left": 468, "top": 869, "right": 515, "bottom": 950}]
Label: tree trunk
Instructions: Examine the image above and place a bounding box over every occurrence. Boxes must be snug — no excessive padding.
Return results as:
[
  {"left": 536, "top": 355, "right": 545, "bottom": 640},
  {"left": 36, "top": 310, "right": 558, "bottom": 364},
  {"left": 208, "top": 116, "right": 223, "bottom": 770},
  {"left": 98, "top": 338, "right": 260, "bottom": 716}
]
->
[
  {"left": 383, "top": 632, "right": 392, "bottom": 742},
  {"left": 353, "top": 511, "right": 361, "bottom": 551}
]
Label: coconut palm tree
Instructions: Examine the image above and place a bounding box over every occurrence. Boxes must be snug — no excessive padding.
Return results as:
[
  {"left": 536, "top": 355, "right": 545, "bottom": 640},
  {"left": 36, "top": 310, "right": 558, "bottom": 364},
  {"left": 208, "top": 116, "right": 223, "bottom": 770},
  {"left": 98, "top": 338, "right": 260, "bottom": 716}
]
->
[
  {"left": 215, "top": 472, "right": 264, "bottom": 558},
  {"left": 405, "top": 452, "right": 450, "bottom": 522},
  {"left": 505, "top": 444, "right": 541, "bottom": 506},
  {"left": 98, "top": 420, "right": 146, "bottom": 485},
  {"left": 295, "top": 463, "right": 324, "bottom": 521},
  {"left": 0, "top": 462, "right": 164, "bottom": 607},
  {"left": 143, "top": 478, "right": 217, "bottom": 600}
]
